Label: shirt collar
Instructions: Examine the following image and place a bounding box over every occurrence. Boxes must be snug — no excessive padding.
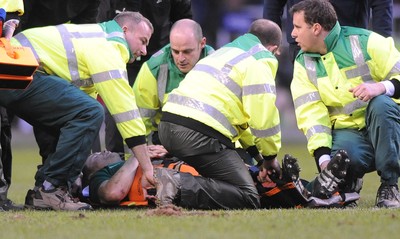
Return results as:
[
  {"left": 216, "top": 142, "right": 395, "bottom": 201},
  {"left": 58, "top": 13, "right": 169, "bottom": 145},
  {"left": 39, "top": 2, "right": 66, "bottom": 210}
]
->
[
  {"left": 99, "top": 20, "right": 133, "bottom": 61},
  {"left": 324, "top": 21, "right": 341, "bottom": 52},
  {"left": 302, "top": 21, "right": 341, "bottom": 58}
]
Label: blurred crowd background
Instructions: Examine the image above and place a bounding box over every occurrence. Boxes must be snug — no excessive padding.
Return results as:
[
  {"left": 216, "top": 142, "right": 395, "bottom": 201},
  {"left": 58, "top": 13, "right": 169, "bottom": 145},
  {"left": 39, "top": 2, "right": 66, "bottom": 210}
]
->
[
  {"left": 192, "top": 0, "right": 400, "bottom": 88},
  {"left": 193, "top": 0, "right": 400, "bottom": 143},
  {"left": 12, "top": 0, "right": 400, "bottom": 145}
]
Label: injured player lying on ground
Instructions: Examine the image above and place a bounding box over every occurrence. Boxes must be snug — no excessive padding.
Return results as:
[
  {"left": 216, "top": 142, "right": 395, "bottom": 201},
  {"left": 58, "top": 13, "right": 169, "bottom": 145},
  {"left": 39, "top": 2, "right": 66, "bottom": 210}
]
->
[{"left": 75, "top": 148, "right": 360, "bottom": 209}]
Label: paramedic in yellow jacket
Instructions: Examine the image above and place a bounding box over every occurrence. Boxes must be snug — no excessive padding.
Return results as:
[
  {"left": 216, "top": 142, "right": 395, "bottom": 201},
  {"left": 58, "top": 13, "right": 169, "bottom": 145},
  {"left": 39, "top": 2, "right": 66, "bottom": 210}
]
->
[
  {"left": 133, "top": 19, "right": 262, "bottom": 164},
  {"left": 0, "top": 11, "right": 155, "bottom": 211},
  {"left": 290, "top": 0, "right": 400, "bottom": 208},
  {"left": 133, "top": 18, "right": 264, "bottom": 164},
  {"left": 155, "top": 19, "right": 282, "bottom": 210},
  {"left": 133, "top": 19, "right": 214, "bottom": 146}
]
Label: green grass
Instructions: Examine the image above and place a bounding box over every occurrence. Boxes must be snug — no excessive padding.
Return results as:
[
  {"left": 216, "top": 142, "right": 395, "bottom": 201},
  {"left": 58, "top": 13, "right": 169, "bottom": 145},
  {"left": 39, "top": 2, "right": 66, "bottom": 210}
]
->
[{"left": 2, "top": 138, "right": 400, "bottom": 239}]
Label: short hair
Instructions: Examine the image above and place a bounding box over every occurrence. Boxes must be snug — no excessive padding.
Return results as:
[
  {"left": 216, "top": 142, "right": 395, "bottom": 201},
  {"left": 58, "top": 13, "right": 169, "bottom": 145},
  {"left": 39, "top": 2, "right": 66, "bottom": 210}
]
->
[
  {"left": 114, "top": 11, "right": 154, "bottom": 33},
  {"left": 289, "top": 0, "right": 337, "bottom": 31},
  {"left": 82, "top": 151, "right": 123, "bottom": 186},
  {"left": 170, "top": 19, "right": 204, "bottom": 42},
  {"left": 248, "top": 19, "right": 281, "bottom": 47}
]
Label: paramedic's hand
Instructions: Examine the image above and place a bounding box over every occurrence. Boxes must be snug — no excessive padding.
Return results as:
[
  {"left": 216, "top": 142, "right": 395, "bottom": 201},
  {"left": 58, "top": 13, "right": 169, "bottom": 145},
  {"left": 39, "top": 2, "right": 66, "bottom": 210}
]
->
[
  {"left": 141, "top": 169, "right": 155, "bottom": 189},
  {"left": 257, "top": 170, "right": 272, "bottom": 183},
  {"left": 349, "top": 82, "right": 385, "bottom": 102},
  {"left": 3, "top": 19, "right": 19, "bottom": 39},
  {"left": 320, "top": 160, "right": 330, "bottom": 171},
  {"left": 132, "top": 144, "right": 156, "bottom": 188},
  {"left": 148, "top": 144, "right": 168, "bottom": 159},
  {"left": 259, "top": 158, "right": 281, "bottom": 183}
]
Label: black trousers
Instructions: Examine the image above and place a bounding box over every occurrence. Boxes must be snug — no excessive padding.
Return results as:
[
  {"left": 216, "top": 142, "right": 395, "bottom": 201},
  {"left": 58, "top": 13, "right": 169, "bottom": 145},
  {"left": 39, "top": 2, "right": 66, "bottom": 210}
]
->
[
  {"left": 103, "top": 105, "right": 124, "bottom": 154},
  {"left": 0, "top": 107, "right": 12, "bottom": 201},
  {"left": 158, "top": 121, "right": 260, "bottom": 210}
]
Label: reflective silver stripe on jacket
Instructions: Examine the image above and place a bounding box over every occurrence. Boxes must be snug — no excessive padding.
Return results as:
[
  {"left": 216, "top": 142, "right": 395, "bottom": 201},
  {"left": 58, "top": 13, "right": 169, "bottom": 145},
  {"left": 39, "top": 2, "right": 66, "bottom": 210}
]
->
[
  {"left": 192, "top": 44, "right": 267, "bottom": 101},
  {"left": 75, "top": 69, "right": 127, "bottom": 87},
  {"left": 57, "top": 25, "right": 80, "bottom": 82},
  {"left": 304, "top": 56, "right": 318, "bottom": 87},
  {"left": 167, "top": 44, "right": 273, "bottom": 137},
  {"left": 113, "top": 109, "right": 142, "bottom": 123},
  {"left": 302, "top": 35, "right": 371, "bottom": 116},
  {"left": 350, "top": 35, "right": 364, "bottom": 66},
  {"left": 16, "top": 24, "right": 125, "bottom": 85},
  {"left": 228, "top": 44, "right": 266, "bottom": 65},
  {"left": 293, "top": 91, "right": 321, "bottom": 109},
  {"left": 149, "top": 63, "right": 169, "bottom": 129},
  {"left": 91, "top": 69, "right": 128, "bottom": 83},
  {"left": 327, "top": 99, "right": 368, "bottom": 116},
  {"left": 168, "top": 93, "right": 238, "bottom": 136},
  {"left": 194, "top": 64, "right": 242, "bottom": 99},
  {"left": 345, "top": 35, "right": 372, "bottom": 82},
  {"left": 13, "top": 33, "right": 45, "bottom": 71},
  {"left": 105, "top": 31, "right": 125, "bottom": 39},
  {"left": 293, "top": 91, "right": 332, "bottom": 139},
  {"left": 306, "top": 125, "right": 331, "bottom": 140},
  {"left": 243, "top": 83, "right": 275, "bottom": 96},
  {"left": 157, "top": 63, "right": 168, "bottom": 103},
  {"left": 250, "top": 124, "right": 280, "bottom": 138},
  {"left": 91, "top": 68, "right": 137, "bottom": 124},
  {"left": 139, "top": 108, "right": 156, "bottom": 118},
  {"left": 139, "top": 108, "right": 158, "bottom": 129}
]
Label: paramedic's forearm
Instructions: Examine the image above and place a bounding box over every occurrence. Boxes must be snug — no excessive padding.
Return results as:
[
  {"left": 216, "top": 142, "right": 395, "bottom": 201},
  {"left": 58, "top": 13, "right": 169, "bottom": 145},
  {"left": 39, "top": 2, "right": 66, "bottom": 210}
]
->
[{"left": 131, "top": 144, "right": 153, "bottom": 173}]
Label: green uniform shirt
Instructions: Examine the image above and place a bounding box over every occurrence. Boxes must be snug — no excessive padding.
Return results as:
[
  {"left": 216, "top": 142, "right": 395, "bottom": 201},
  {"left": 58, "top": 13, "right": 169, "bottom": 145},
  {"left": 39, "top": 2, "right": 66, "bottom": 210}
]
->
[{"left": 89, "top": 161, "right": 125, "bottom": 204}]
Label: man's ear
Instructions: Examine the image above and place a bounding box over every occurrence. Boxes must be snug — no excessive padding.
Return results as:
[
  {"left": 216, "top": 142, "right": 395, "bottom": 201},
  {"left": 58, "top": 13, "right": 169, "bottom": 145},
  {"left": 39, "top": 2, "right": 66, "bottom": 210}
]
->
[
  {"left": 200, "top": 37, "right": 206, "bottom": 49},
  {"left": 312, "top": 23, "right": 322, "bottom": 35},
  {"left": 267, "top": 45, "right": 280, "bottom": 55}
]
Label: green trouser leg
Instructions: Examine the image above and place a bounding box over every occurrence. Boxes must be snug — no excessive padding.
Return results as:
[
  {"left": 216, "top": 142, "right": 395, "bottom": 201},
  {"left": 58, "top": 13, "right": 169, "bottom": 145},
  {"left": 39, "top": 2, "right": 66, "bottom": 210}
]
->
[{"left": 332, "top": 95, "right": 400, "bottom": 185}]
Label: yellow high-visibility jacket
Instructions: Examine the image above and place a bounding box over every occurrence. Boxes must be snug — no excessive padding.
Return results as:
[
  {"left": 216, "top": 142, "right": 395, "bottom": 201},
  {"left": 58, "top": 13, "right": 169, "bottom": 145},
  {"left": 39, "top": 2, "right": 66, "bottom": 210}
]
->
[
  {"left": 11, "top": 20, "right": 147, "bottom": 148},
  {"left": 133, "top": 43, "right": 214, "bottom": 137},
  {"left": 0, "top": 0, "right": 24, "bottom": 15},
  {"left": 291, "top": 22, "right": 400, "bottom": 158},
  {"left": 162, "top": 33, "right": 281, "bottom": 159}
]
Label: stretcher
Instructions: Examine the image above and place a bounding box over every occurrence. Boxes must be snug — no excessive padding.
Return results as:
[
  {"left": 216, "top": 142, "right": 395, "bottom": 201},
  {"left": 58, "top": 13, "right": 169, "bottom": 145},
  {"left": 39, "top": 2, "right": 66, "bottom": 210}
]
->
[{"left": 0, "top": 36, "right": 38, "bottom": 89}]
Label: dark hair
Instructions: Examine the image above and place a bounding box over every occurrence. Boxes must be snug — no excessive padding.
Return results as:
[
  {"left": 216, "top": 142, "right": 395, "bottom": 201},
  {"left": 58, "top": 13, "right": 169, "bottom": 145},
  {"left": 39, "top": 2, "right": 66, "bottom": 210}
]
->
[
  {"left": 248, "top": 19, "right": 281, "bottom": 47},
  {"left": 289, "top": 0, "right": 337, "bottom": 31}
]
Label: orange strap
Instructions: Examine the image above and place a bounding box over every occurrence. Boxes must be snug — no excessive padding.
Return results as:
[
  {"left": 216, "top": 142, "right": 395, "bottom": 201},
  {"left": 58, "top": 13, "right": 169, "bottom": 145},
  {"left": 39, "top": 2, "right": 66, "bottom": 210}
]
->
[
  {"left": 120, "top": 161, "right": 199, "bottom": 207},
  {"left": 167, "top": 161, "right": 199, "bottom": 176},
  {"left": 120, "top": 167, "right": 148, "bottom": 206},
  {"left": 0, "top": 37, "right": 16, "bottom": 59},
  {"left": 263, "top": 182, "right": 296, "bottom": 197}
]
